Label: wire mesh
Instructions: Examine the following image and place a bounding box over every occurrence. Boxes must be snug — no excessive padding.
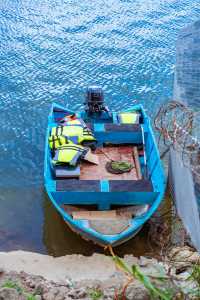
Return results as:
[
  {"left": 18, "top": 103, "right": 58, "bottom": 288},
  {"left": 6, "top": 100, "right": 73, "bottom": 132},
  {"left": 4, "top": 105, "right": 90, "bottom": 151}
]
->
[{"left": 154, "top": 100, "right": 200, "bottom": 178}]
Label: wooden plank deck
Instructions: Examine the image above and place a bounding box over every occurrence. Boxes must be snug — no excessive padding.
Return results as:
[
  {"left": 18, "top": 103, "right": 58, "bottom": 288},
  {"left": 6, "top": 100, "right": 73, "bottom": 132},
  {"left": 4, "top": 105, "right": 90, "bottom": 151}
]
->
[
  {"left": 80, "top": 145, "right": 139, "bottom": 180},
  {"left": 89, "top": 219, "right": 130, "bottom": 235},
  {"left": 61, "top": 204, "right": 149, "bottom": 235}
]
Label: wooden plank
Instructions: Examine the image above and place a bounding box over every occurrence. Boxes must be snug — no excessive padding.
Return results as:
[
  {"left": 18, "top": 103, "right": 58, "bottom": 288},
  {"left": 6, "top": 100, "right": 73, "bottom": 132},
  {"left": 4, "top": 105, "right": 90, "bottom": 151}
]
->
[
  {"left": 109, "top": 179, "right": 153, "bottom": 192},
  {"left": 62, "top": 204, "right": 149, "bottom": 218},
  {"left": 80, "top": 145, "right": 138, "bottom": 180},
  {"left": 133, "top": 146, "right": 142, "bottom": 179},
  {"left": 117, "top": 205, "right": 149, "bottom": 216},
  {"left": 72, "top": 210, "right": 131, "bottom": 220},
  {"left": 89, "top": 219, "right": 130, "bottom": 235},
  {"left": 105, "top": 124, "right": 141, "bottom": 132},
  {"left": 83, "top": 149, "right": 99, "bottom": 165},
  {"left": 56, "top": 180, "right": 100, "bottom": 191},
  {"left": 61, "top": 204, "right": 87, "bottom": 215}
]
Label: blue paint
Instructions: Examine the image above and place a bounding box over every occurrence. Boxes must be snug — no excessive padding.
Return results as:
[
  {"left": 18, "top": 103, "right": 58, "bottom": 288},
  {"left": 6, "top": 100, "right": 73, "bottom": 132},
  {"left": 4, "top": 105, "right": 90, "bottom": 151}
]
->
[
  {"left": 112, "top": 113, "right": 118, "bottom": 124},
  {"left": 1, "top": 0, "right": 199, "bottom": 250},
  {"left": 94, "top": 123, "right": 105, "bottom": 132},
  {"left": 100, "top": 180, "right": 109, "bottom": 192},
  {"left": 45, "top": 103, "right": 166, "bottom": 246},
  {"left": 52, "top": 191, "right": 158, "bottom": 206},
  {"left": 95, "top": 131, "right": 143, "bottom": 145}
]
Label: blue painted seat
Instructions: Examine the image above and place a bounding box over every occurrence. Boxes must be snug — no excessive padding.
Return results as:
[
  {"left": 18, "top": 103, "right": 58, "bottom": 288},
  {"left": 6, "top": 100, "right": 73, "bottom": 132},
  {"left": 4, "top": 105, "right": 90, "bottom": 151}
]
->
[
  {"left": 86, "top": 123, "right": 143, "bottom": 145},
  {"left": 54, "top": 179, "right": 156, "bottom": 209}
]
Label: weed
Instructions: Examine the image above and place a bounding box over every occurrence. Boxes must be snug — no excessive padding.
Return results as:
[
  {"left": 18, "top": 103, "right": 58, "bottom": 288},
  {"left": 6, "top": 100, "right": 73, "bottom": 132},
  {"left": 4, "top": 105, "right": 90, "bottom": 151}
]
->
[
  {"left": 2, "top": 280, "right": 23, "bottom": 294},
  {"left": 186, "top": 264, "right": 200, "bottom": 298},
  {"left": 2, "top": 280, "right": 37, "bottom": 300},
  {"left": 188, "top": 264, "right": 200, "bottom": 286},
  {"left": 109, "top": 246, "right": 175, "bottom": 300},
  {"left": 26, "top": 294, "right": 37, "bottom": 300},
  {"left": 88, "top": 287, "right": 103, "bottom": 300}
]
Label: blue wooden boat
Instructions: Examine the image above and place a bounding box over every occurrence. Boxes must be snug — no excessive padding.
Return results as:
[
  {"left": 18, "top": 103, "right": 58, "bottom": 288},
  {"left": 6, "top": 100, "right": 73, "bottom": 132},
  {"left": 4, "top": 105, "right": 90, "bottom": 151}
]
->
[{"left": 44, "top": 87, "right": 166, "bottom": 247}]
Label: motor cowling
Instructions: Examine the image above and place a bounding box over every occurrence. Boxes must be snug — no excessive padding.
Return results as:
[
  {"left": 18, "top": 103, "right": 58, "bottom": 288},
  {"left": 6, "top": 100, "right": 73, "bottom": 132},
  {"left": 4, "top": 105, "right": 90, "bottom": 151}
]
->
[{"left": 85, "top": 86, "right": 108, "bottom": 114}]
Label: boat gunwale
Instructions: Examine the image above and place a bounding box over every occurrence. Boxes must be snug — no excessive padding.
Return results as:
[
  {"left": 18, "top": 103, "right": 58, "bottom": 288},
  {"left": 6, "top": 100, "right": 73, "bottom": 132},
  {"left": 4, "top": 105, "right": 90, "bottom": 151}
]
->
[{"left": 44, "top": 102, "right": 166, "bottom": 246}]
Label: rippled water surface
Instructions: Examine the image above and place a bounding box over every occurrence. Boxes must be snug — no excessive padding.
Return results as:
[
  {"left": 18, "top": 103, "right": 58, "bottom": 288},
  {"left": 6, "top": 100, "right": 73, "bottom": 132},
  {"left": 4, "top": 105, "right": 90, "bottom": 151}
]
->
[{"left": 0, "top": 0, "right": 199, "bottom": 255}]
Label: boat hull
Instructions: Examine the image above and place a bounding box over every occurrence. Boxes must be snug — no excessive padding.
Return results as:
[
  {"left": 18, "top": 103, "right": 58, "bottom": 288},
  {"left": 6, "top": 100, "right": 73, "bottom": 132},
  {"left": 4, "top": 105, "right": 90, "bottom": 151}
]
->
[
  {"left": 44, "top": 102, "right": 166, "bottom": 246},
  {"left": 65, "top": 219, "right": 142, "bottom": 247}
]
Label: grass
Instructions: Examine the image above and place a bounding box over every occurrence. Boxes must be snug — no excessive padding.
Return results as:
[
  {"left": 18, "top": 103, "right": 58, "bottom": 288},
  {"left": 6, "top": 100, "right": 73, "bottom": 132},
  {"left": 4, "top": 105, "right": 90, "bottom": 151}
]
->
[
  {"left": 1, "top": 255, "right": 200, "bottom": 300},
  {"left": 188, "top": 264, "right": 200, "bottom": 286},
  {"left": 111, "top": 253, "right": 172, "bottom": 300},
  {"left": 2, "top": 280, "right": 23, "bottom": 294},
  {"left": 187, "top": 264, "right": 200, "bottom": 298},
  {"left": 2, "top": 280, "right": 37, "bottom": 300},
  {"left": 88, "top": 287, "right": 103, "bottom": 300},
  {"left": 109, "top": 246, "right": 200, "bottom": 300}
]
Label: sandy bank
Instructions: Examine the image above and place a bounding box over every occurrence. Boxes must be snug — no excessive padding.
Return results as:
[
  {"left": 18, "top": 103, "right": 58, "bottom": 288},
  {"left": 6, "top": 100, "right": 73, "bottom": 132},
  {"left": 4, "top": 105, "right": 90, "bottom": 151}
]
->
[
  {"left": 0, "top": 247, "right": 199, "bottom": 299},
  {"left": 0, "top": 251, "right": 123, "bottom": 283}
]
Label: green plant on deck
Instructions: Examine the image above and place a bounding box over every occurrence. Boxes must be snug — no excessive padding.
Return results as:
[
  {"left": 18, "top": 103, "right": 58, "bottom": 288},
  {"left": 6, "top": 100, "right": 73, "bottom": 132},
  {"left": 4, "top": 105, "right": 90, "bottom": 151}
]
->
[
  {"left": 2, "top": 280, "right": 37, "bottom": 300},
  {"left": 109, "top": 246, "right": 173, "bottom": 300},
  {"left": 88, "top": 287, "right": 103, "bottom": 300}
]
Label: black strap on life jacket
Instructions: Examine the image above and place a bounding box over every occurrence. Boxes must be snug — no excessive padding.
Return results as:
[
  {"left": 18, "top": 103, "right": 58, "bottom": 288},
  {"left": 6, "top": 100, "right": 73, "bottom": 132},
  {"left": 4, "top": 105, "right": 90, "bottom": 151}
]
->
[{"left": 56, "top": 126, "right": 64, "bottom": 136}]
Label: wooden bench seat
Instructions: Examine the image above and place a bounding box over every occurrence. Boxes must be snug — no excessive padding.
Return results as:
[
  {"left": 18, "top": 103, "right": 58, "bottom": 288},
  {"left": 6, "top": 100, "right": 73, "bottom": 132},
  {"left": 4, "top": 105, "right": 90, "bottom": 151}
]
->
[{"left": 56, "top": 179, "right": 153, "bottom": 192}]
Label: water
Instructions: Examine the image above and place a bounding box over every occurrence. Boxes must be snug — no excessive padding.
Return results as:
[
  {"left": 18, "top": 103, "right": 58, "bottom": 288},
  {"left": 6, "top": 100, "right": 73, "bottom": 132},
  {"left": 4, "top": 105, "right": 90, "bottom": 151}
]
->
[{"left": 0, "top": 0, "right": 199, "bottom": 255}]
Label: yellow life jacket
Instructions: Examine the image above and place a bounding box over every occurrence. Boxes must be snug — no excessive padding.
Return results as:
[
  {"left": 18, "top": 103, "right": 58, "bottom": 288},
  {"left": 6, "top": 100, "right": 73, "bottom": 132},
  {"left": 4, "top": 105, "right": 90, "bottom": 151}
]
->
[
  {"left": 51, "top": 125, "right": 83, "bottom": 143},
  {"left": 52, "top": 143, "right": 87, "bottom": 166},
  {"left": 48, "top": 135, "right": 68, "bottom": 150},
  {"left": 79, "top": 127, "right": 96, "bottom": 143},
  {"left": 51, "top": 121, "right": 96, "bottom": 144},
  {"left": 118, "top": 112, "right": 139, "bottom": 124}
]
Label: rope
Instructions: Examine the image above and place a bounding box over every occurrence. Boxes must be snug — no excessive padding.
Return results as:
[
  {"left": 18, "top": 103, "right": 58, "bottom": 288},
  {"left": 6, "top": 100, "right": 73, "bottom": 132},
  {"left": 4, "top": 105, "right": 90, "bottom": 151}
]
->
[
  {"left": 106, "top": 161, "right": 133, "bottom": 174},
  {"left": 99, "top": 148, "right": 133, "bottom": 174}
]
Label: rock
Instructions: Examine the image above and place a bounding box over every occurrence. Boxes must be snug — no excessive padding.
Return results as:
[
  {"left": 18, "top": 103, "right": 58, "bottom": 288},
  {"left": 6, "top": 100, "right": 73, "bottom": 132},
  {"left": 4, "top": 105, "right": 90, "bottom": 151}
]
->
[
  {"left": 103, "top": 289, "right": 114, "bottom": 299},
  {"left": 55, "top": 295, "right": 65, "bottom": 300},
  {"left": 168, "top": 246, "right": 200, "bottom": 270},
  {"left": 126, "top": 283, "right": 150, "bottom": 300},
  {"left": 67, "top": 287, "right": 87, "bottom": 299},
  {"left": 0, "top": 268, "right": 4, "bottom": 275},
  {"left": 59, "top": 286, "right": 69, "bottom": 293},
  {"left": 139, "top": 256, "right": 157, "bottom": 267},
  {"left": 0, "top": 287, "right": 20, "bottom": 300},
  {"left": 43, "top": 291, "right": 57, "bottom": 300},
  {"left": 34, "top": 282, "right": 46, "bottom": 295},
  {"left": 27, "top": 279, "right": 36, "bottom": 288}
]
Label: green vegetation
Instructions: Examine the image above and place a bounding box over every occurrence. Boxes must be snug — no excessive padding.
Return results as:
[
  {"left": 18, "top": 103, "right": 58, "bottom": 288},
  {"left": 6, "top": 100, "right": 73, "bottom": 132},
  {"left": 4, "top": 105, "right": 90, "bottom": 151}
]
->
[
  {"left": 26, "top": 295, "right": 37, "bottom": 300},
  {"left": 109, "top": 246, "right": 200, "bottom": 300},
  {"left": 88, "top": 287, "right": 103, "bottom": 300},
  {"left": 2, "top": 280, "right": 37, "bottom": 300},
  {"left": 111, "top": 253, "right": 172, "bottom": 300},
  {"left": 2, "top": 280, "right": 23, "bottom": 293},
  {"left": 187, "top": 264, "right": 200, "bottom": 298}
]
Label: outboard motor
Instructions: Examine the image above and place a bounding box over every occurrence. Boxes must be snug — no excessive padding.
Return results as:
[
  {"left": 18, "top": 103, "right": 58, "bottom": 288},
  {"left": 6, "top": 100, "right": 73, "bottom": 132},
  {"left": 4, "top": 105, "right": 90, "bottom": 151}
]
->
[{"left": 85, "top": 86, "right": 109, "bottom": 115}]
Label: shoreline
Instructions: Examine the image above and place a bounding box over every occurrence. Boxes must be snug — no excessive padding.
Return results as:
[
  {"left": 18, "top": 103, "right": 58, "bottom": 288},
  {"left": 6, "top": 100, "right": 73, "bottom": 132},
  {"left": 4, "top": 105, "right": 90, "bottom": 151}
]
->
[{"left": 0, "top": 246, "right": 199, "bottom": 300}]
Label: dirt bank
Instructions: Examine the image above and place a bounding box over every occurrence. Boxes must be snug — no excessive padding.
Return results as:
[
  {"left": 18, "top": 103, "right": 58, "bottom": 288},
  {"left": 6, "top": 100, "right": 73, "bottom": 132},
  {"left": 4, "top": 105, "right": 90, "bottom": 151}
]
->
[{"left": 0, "top": 246, "right": 199, "bottom": 299}]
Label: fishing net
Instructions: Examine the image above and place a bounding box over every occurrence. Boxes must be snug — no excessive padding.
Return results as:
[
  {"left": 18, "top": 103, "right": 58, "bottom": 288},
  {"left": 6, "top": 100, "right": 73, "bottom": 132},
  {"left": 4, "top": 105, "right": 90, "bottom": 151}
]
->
[{"left": 105, "top": 161, "right": 133, "bottom": 174}]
